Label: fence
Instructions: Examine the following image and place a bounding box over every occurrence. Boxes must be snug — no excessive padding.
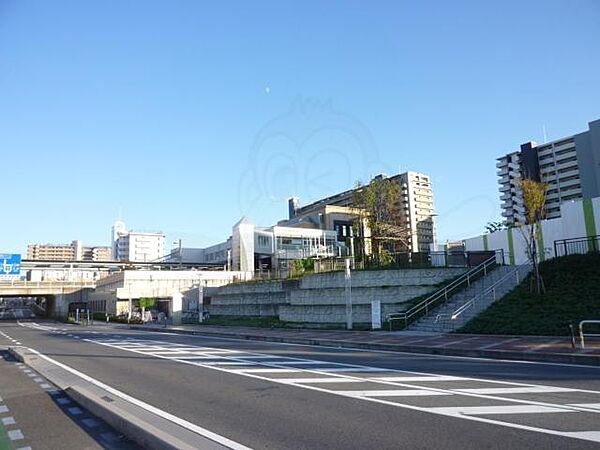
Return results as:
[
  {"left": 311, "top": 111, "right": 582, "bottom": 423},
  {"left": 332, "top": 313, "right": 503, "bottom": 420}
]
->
[
  {"left": 228, "top": 250, "right": 502, "bottom": 284},
  {"left": 554, "top": 235, "right": 600, "bottom": 258}
]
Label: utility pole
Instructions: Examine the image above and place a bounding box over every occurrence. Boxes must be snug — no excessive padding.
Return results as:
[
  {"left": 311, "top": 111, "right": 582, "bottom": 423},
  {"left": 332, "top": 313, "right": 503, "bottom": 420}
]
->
[
  {"left": 178, "top": 239, "right": 182, "bottom": 268},
  {"left": 345, "top": 258, "right": 353, "bottom": 330}
]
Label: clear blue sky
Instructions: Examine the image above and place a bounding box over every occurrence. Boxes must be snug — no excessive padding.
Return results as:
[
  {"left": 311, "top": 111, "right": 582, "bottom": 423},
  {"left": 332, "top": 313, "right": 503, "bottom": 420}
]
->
[{"left": 1, "top": 0, "right": 599, "bottom": 254}]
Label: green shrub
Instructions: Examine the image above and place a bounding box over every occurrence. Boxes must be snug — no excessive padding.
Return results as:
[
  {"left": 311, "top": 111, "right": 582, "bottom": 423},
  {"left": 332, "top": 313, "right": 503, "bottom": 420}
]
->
[{"left": 460, "top": 253, "right": 600, "bottom": 336}]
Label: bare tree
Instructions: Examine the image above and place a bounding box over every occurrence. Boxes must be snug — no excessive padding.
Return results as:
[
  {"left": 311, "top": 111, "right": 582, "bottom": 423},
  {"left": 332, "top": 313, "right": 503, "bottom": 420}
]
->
[
  {"left": 518, "top": 178, "right": 548, "bottom": 295},
  {"left": 353, "top": 177, "right": 411, "bottom": 263}
]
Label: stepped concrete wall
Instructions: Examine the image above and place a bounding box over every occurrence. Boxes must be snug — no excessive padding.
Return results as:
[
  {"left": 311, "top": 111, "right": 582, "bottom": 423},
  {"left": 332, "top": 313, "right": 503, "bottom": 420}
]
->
[{"left": 208, "top": 268, "right": 467, "bottom": 324}]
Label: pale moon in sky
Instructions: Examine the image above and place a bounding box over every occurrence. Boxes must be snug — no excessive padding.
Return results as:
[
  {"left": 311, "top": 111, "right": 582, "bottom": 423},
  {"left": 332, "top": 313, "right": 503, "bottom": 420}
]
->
[{"left": 264, "top": 86, "right": 271, "bottom": 94}]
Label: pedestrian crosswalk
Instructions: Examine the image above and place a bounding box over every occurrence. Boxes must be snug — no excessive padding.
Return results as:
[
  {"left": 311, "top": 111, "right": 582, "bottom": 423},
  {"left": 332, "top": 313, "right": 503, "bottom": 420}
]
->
[{"left": 15, "top": 322, "right": 600, "bottom": 445}]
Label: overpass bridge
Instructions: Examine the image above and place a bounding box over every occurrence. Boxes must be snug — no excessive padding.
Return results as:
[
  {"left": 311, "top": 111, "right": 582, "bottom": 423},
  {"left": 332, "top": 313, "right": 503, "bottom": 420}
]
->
[{"left": 0, "top": 279, "right": 96, "bottom": 317}]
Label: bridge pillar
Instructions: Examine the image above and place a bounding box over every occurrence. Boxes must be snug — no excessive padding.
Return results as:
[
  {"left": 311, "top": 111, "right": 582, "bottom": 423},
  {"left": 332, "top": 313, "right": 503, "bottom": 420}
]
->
[
  {"left": 54, "top": 293, "right": 70, "bottom": 318},
  {"left": 170, "top": 292, "right": 183, "bottom": 326}
]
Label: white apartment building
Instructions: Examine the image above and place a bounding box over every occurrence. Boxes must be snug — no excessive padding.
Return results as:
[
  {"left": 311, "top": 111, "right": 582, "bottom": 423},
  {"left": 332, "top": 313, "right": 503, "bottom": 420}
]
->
[
  {"left": 112, "top": 221, "right": 165, "bottom": 262},
  {"left": 497, "top": 119, "right": 600, "bottom": 225},
  {"left": 399, "top": 171, "right": 435, "bottom": 253},
  {"left": 27, "top": 240, "right": 112, "bottom": 261},
  {"left": 286, "top": 171, "right": 436, "bottom": 254}
]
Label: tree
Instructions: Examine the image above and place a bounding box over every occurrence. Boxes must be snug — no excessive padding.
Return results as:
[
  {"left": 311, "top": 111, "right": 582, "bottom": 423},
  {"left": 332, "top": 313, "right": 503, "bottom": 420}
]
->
[
  {"left": 485, "top": 220, "right": 506, "bottom": 234},
  {"left": 139, "top": 297, "right": 156, "bottom": 322},
  {"left": 518, "top": 178, "right": 548, "bottom": 295},
  {"left": 352, "top": 177, "right": 410, "bottom": 264}
]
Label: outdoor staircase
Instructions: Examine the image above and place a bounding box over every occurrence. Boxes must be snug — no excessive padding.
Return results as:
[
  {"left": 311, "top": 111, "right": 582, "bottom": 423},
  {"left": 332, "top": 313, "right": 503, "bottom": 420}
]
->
[{"left": 406, "top": 264, "right": 530, "bottom": 333}]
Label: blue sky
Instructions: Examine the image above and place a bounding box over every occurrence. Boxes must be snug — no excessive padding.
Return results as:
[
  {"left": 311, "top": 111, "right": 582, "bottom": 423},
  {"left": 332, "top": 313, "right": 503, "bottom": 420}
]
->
[{"left": 1, "top": 0, "right": 599, "bottom": 254}]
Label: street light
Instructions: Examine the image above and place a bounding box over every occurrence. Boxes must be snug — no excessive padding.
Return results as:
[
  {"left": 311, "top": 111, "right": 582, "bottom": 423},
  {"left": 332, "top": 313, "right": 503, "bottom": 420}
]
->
[{"left": 173, "top": 239, "right": 182, "bottom": 269}]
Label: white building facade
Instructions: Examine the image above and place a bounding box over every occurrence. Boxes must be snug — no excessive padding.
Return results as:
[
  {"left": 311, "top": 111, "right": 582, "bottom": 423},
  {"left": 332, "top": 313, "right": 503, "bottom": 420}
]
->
[
  {"left": 112, "top": 221, "right": 165, "bottom": 262},
  {"left": 497, "top": 119, "right": 600, "bottom": 226}
]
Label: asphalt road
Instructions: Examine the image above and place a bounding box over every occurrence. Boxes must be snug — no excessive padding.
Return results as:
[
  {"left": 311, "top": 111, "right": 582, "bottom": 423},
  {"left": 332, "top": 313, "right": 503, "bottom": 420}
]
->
[
  {"left": 2, "top": 320, "right": 600, "bottom": 450},
  {"left": 0, "top": 329, "right": 139, "bottom": 450}
]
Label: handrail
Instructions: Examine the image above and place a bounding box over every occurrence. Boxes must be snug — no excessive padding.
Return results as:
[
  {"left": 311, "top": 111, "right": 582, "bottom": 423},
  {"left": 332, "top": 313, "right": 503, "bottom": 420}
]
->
[
  {"left": 0, "top": 280, "right": 96, "bottom": 288},
  {"left": 387, "top": 250, "right": 504, "bottom": 330},
  {"left": 435, "top": 262, "right": 531, "bottom": 324},
  {"left": 579, "top": 320, "right": 600, "bottom": 349}
]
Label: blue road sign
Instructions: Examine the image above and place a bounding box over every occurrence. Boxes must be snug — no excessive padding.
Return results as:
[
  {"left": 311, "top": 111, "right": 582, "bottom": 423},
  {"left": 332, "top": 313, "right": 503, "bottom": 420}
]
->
[{"left": 0, "top": 254, "right": 21, "bottom": 275}]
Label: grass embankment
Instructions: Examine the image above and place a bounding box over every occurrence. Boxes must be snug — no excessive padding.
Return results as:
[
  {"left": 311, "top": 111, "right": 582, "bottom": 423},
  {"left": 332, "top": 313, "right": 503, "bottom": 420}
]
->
[{"left": 459, "top": 253, "right": 600, "bottom": 336}]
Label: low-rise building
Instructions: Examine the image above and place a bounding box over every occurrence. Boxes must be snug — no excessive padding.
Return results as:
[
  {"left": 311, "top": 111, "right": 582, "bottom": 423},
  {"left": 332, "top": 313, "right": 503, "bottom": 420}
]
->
[{"left": 27, "top": 240, "right": 112, "bottom": 261}]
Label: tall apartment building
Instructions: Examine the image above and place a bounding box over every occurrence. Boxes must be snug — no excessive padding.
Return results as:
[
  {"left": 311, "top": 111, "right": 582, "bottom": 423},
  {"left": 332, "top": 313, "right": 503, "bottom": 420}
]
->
[
  {"left": 287, "top": 171, "right": 435, "bottom": 253},
  {"left": 497, "top": 119, "right": 600, "bottom": 225},
  {"left": 27, "top": 240, "right": 112, "bottom": 261},
  {"left": 111, "top": 221, "right": 165, "bottom": 262}
]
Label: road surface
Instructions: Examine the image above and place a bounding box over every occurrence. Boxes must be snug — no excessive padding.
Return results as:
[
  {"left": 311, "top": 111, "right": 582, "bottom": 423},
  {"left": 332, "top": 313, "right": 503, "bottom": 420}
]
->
[{"left": 2, "top": 320, "right": 600, "bottom": 449}]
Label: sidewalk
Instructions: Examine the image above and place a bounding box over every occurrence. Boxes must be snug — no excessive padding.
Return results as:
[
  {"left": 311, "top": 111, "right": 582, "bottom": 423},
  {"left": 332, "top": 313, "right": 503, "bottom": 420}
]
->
[{"left": 126, "top": 323, "right": 600, "bottom": 367}]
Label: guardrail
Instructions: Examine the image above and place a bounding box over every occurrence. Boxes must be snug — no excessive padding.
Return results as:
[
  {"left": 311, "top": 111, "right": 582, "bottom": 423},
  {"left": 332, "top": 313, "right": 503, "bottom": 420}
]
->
[
  {"left": 579, "top": 320, "right": 600, "bottom": 349},
  {"left": 434, "top": 262, "right": 531, "bottom": 327},
  {"left": 0, "top": 280, "right": 96, "bottom": 289},
  {"left": 386, "top": 250, "right": 504, "bottom": 331}
]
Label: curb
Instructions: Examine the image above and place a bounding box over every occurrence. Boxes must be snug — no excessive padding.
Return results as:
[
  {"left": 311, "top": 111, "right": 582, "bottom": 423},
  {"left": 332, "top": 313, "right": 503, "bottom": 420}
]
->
[
  {"left": 131, "top": 326, "right": 600, "bottom": 367},
  {"left": 8, "top": 346, "right": 227, "bottom": 450},
  {"left": 65, "top": 386, "right": 191, "bottom": 450}
]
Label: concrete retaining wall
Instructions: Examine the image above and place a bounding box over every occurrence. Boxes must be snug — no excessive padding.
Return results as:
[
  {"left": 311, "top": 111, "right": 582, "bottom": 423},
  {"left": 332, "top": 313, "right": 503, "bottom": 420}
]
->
[{"left": 208, "top": 267, "right": 466, "bottom": 324}]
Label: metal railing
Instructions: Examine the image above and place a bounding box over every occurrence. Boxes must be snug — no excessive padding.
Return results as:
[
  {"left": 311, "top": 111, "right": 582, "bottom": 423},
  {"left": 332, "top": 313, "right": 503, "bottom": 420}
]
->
[
  {"left": 434, "top": 262, "right": 531, "bottom": 327},
  {"left": 386, "top": 250, "right": 505, "bottom": 330},
  {"left": 0, "top": 279, "right": 96, "bottom": 288},
  {"left": 554, "top": 235, "right": 600, "bottom": 258},
  {"left": 579, "top": 320, "right": 600, "bottom": 349}
]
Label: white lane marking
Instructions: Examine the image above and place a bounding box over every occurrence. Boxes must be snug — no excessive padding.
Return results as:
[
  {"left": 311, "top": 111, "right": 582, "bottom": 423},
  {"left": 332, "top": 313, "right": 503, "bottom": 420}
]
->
[
  {"left": 569, "top": 403, "right": 600, "bottom": 410},
  {"left": 87, "top": 337, "right": 600, "bottom": 414},
  {"left": 40, "top": 383, "right": 52, "bottom": 389},
  {"left": 8, "top": 429, "right": 24, "bottom": 440},
  {"left": 88, "top": 337, "right": 600, "bottom": 418},
  {"left": 200, "top": 362, "right": 257, "bottom": 366},
  {"left": 229, "top": 355, "right": 283, "bottom": 360},
  {"left": 20, "top": 325, "right": 600, "bottom": 443},
  {"left": 341, "top": 390, "right": 452, "bottom": 397},
  {"left": 233, "top": 368, "right": 298, "bottom": 374},
  {"left": 429, "top": 405, "right": 573, "bottom": 415},
  {"left": 564, "top": 431, "right": 600, "bottom": 441},
  {"left": 373, "top": 376, "right": 461, "bottom": 382},
  {"left": 280, "top": 378, "right": 365, "bottom": 384},
  {"left": 0, "top": 405, "right": 8, "bottom": 413},
  {"left": 265, "top": 361, "right": 332, "bottom": 366},
  {"left": 454, "top": 387, "right": 576, "bottom": 395},
  {"left": 26, "top": 348, "right": 252, "bottom": 450},
  {"left": 2, "top": 416, "right": 15, "bottom": 425},
  {"left": 169, "top": 355, "right": 225, "bottom": 360},
  {"left": 318, "top": 367, "right": 387, "bottom": 373},
  {"left": 134, "top": 323, "right": 600, "bottom": 370},
  {"left": 33, "top": 377, "right": 44, "bottom": 383},
  {"left": 56, "top": 397, "right": 71, "bottom": 405}
]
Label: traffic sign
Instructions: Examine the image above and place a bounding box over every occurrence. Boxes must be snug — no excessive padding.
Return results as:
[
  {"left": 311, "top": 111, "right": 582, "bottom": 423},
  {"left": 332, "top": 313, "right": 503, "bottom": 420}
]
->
[{"left": 0, "top": 254, "right": 21, "bottom": 275}]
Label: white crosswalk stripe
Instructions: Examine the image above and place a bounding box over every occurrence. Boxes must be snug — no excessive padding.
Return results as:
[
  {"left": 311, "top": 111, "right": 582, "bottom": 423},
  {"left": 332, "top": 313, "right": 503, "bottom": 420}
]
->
[
  {"left": 428, "top": 405, "right": 574, "bottom": 415},
  {"left": 16, "top": 324, "right": 600, "bottom": 445}
]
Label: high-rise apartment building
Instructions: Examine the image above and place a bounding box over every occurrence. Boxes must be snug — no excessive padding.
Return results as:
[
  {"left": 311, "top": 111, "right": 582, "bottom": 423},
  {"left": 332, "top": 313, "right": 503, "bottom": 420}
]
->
[
  {"left": 287, "top": 171, "right": 435, "bottom": 253},
  {"left": 27, "top": 240, "right": 112, "bottom": 261},
  {"left": 497, "top": 119, "right": 600, "bottom": 225},
  {"left": 111, "top": 221, "right": 165, "bottom": 262}
]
